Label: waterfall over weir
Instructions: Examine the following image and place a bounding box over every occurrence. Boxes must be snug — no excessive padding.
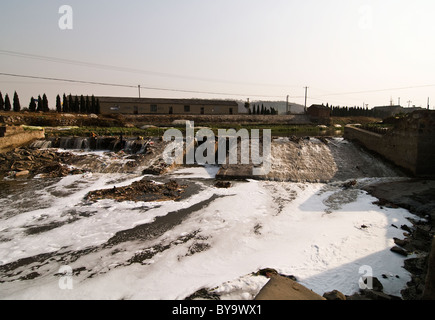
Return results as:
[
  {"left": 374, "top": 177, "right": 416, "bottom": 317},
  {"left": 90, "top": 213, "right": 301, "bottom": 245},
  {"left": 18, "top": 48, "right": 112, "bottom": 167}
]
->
[
  {"left": 29, "top": 136, "right": 404, "bottom": 182},
  {"left": 30, "top": 136, "right": 154, "bottom": 154}
]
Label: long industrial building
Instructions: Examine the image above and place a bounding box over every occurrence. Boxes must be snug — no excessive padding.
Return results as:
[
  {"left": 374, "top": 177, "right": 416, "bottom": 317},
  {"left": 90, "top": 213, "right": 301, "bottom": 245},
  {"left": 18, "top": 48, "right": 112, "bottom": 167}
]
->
[{"left": 97, "top": 97, "right": 239, "bottom": 115}]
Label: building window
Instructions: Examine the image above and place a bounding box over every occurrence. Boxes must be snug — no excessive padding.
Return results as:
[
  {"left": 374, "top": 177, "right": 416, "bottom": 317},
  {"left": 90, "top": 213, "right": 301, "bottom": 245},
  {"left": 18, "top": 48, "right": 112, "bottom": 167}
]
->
[
  {"left": 151, "top": 105, "right": 157, "bottom": 112},
  {"left": 229, "top": 108, "right": 233, "bottom": 115},
  {"left": 184, "top": 105, "right": 190, "bottom": 112},
  {"left": 169, "top": 106, "right": 173, "bottom": 114},
  {"left": 200, "top": 107, "right": 205, "bottom": 115},
  {"left": 110, "top": 105, "right": 120, "bottom": 111}
]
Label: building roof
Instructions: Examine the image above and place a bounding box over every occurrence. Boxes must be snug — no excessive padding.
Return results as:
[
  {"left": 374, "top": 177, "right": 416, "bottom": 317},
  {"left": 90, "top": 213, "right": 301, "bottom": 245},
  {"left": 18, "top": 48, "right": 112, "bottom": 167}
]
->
[
  {"left": 308, "top": 104, "right": 331, "bottom": 110},
  {"left": 97, "top": 96, "right": 238, "bottom": 106},
  {"left": 373, "top": 105, "right": 402, "bottom": 109}
]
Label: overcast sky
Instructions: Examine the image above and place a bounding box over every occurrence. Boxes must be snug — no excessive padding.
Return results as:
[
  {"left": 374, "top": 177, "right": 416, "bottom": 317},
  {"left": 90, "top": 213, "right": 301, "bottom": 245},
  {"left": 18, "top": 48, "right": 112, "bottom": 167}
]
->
[{"left": 0, "top": 0, "right": 434, "bottom": 109}]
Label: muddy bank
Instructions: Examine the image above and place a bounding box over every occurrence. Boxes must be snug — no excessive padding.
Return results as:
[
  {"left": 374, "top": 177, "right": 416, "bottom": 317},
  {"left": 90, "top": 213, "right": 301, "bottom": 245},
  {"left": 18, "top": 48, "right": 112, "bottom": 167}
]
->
[
  {"left": 85, "top": 179, "right": 187, "bottom": 202},
  {"left": 363, "top": 179, "right": 435, "bottom": 300},
  {"left": 0, "top": 148, "right": 86, "bottom": 179}
]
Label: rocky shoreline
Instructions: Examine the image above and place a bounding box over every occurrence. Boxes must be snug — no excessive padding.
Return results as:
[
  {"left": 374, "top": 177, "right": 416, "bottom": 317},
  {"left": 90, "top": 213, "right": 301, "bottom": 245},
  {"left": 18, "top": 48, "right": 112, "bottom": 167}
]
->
[
  {"left": 363, "top": 179, "right": 435, "bottom": 300},
  {"left": 0, "top": 147, "right": 86, "bottom": 179}
]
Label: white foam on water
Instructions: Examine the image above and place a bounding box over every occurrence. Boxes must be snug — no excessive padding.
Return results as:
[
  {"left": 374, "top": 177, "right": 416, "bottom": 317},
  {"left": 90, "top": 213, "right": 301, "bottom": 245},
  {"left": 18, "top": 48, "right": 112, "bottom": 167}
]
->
[{"left": 0, "top": 177, "right": 418, "bottom": 300}]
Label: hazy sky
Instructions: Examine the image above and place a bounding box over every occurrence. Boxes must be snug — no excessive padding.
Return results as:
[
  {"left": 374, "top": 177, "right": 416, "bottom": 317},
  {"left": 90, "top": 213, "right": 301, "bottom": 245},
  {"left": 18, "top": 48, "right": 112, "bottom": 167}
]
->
[{"left": 0, "top": 0, "right": 434, "bottom": 110}]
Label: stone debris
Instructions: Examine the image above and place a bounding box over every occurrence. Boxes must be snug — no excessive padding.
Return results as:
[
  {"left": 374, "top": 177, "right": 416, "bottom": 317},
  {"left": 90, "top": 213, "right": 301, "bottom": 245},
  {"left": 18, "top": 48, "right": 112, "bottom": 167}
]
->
[
  {"left": 85, "top": 179, "right": 187, "bottom": 202},
  {"left": 0, "top": 147, "right": 86, "bottom": 179}
]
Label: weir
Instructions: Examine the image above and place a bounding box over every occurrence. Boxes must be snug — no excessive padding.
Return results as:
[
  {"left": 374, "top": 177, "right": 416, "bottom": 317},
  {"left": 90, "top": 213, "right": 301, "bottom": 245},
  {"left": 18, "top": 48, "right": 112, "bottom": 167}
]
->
[
  {"left": 216, "top": 137, "right": 403, "bottom": 182},
  {"left": 30, "top": 136, "right": 155, "bottom": 154}
]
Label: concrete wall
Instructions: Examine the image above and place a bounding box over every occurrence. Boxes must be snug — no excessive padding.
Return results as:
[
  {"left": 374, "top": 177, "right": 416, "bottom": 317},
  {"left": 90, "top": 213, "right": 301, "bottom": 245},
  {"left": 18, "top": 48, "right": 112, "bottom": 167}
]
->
[
  {"left": 121, "top": 114, "right": 312, "bottom": 126},
  {"left": 99, "top": 99, "right": 238, "bottom": 115},
  {"left": 344, "top": 126, "right": 418, "bottom": 175},
  {"left": 344, "top": 111, "right": 435, "bottom": 177},
  {"left": 0, "top": 126, "right": 45, "bottom": 153}
]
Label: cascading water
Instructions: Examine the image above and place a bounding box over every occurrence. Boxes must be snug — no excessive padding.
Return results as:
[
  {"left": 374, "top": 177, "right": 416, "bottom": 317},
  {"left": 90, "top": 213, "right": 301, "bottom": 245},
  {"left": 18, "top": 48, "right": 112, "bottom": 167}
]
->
[{"left": 31, "top": 137, "right": 154, "bottom": 155}]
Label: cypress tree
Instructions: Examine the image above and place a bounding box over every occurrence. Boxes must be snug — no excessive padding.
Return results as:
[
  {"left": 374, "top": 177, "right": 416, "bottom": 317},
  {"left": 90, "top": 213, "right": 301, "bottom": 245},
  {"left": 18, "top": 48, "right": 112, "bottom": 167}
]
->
[
  {"left": 62, "top": 94, "right": 68, "bottom": 113},
  {"left": 80, "top": 95, "right": 86, "bottom": 113},
  {"left": 4, "top": 94, "right": 11, "bottom": 111},
  {"left": 95, "top": 98, "right": 101, "bottom": 114},
  {"left": 13, "top": 91, "right": 21, "bottom": 112},
  {"left": 68, "top": 94, "right": 74, "bottom": 113},
  {"left": 0, "top": 92, "right": 4, "bottom": 111},
  {"left": 74, "top": 95, "right": 80, "bottom": 113},
  {"left": 29, "top": 97, "right": 36, "bottom": 112},
  {"left": 91, "top": 95, "right": 96, "bottom": 114},
  {"left": 85, "top": 95, "right": 90, "bottom": 114},
  {"left": 37, "top": 95, "right": 43, "bottom": 112},
  {"left": 56, "top": 95, "right": 62, "bottom": 113},
  {"left": 42, "top": 94, "right": 49, "bottom": 112}
]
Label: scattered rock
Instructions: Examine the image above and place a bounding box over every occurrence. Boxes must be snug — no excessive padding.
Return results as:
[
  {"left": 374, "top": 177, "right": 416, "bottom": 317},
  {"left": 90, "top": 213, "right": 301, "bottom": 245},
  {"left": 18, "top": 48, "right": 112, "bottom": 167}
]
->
[
  {"left": 253, "top": 268, "right": 297, "bottom": 281},
  {"left": 391, "top": 246, "right": 409, "bottom": 256},
  {"left": 401, "top": 224, "right": 412, "bottom": 233},
  {"left": 85, "top": 179, "right": 187, "bottom": 202},
  {"left": 215, "top": 181, "right": 232, "bottom": 188},
  {"left": 15, "top": 170, "right": 30, "bottom": 177},
  {"left": 360, "top": 289, "right": 401, "bottom": 301},
  {"left": 373, "top": 198, "right": 399, "bottom": 208},
  {"left": 323, "top": 290, "right": 346, "bottom": 300},
  {"left": 360, "top": 276, "right": 384, "bottom": 292},
  {"left": 185, "top": 288, "right": 220, "bottom": 301},
  {"left": 0, "top": 147, "right": 84, "bottom": 179},
  {"left": 255, "top": 268, "right": 279, "bottom": 278},
  {"left": 394, "top": 237, "right": 408, "bottom": 248},
  {"left": 342, "top": 180, "right": 357, "bottom": 189}
]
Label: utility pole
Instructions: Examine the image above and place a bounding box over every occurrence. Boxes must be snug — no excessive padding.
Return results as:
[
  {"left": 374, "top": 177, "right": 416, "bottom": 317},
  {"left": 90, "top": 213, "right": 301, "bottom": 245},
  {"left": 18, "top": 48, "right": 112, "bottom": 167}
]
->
[
  {"left": 138, "top": 85, "right": 141, "bottom": 98},
  {"left": 428, "top": 97, "right": 430, "bottom": 110},
  {"left": 286, "top": 95, "right": 289, "bottom": 114},
  {"left": 304, "top": 87, "right": 309, "bottom": 113},
  {"left": 398, "top": 97, "right": 400, "bottom": 106}
]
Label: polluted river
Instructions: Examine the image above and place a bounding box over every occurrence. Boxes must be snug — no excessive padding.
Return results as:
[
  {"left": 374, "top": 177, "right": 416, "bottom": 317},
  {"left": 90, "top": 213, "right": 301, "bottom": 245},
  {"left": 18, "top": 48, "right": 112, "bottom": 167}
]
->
[{"left": 0, "top": 135, "right": 422, "bottom": 299}]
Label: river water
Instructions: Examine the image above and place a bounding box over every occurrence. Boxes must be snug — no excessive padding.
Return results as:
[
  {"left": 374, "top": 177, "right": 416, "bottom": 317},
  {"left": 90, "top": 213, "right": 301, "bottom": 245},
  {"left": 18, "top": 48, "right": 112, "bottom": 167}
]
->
[{"left": 0, "top": 137, "right": 419, "bottom": 299}]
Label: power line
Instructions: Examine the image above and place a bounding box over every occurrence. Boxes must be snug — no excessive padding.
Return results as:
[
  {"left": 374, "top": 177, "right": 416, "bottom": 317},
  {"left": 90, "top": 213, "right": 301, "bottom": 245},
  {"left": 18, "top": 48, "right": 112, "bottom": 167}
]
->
[
  {"left": 0, "top": 72, "right": 286, "bottom": 99},
  {"left": 0, "top": 49, "right": 300, "bottom": 89},
  {"left": 0, "top": 72, "right": 136, "bottom": 89}
]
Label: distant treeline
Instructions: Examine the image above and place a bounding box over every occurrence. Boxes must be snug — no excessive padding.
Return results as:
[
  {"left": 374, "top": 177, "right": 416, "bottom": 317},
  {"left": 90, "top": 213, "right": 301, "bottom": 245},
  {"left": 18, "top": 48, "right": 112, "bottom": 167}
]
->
[
  {"left": 330, "top": 105, "right": 375, "bottom": 117},
  {"left": 246, "top": 103, "right": 278, "bottom": 115},
  {"left": 0, "top": 91, "right": 100, "bottom": 114}
]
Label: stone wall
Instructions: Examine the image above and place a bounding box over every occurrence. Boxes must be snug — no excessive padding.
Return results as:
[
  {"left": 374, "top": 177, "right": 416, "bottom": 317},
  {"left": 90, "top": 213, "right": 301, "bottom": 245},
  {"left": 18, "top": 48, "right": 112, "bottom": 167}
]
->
[
  {"left": 0, "top": 126, "right": 45, "bottom": 153},
  {"left": 344, "top": 111, "right": 435, "bottom": 177}
]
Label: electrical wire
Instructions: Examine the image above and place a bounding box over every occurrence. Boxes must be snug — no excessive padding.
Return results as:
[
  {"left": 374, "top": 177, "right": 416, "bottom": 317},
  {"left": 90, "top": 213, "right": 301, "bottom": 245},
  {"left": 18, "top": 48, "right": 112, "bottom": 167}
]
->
[
  {"left": 0, "top": 49, "right": 300, "bottom": 89},
  {"left": 0, "top": 72, "right": 287, "bottom": 99}
]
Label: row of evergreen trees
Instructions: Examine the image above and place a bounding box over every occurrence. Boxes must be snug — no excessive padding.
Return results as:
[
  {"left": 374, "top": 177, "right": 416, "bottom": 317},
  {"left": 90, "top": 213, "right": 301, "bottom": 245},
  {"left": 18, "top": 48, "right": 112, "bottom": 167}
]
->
[
  {"left": 330, "top": 105, "right": 375, "bottom": 117},
  {"left": 0, "top": 91, "right": 22, "bottom": 112},
  {"left": 0, "top": 91, "right": 100, "bottom": 114},
  {"left": 248, "top": 104, "right": 278, "bottom": 115},
  {"left": 58, "top": 94, "right": 100, "bottom": 114}
]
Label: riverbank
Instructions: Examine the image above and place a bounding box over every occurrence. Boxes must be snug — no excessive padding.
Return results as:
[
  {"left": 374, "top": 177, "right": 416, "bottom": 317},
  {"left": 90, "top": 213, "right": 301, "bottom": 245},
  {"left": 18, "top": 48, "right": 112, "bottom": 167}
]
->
[
  {"left": 363, "top": 179, "right": 435, "bottom": 300},
  {"left": 0, "top": 134, "right": 431, "bottom": 300}
]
